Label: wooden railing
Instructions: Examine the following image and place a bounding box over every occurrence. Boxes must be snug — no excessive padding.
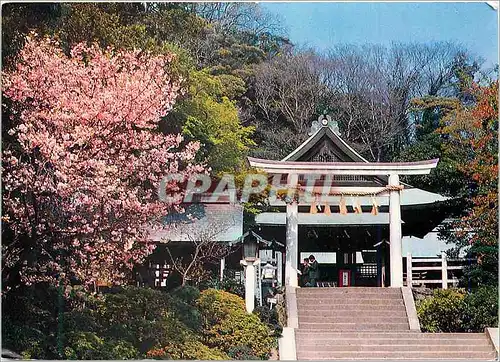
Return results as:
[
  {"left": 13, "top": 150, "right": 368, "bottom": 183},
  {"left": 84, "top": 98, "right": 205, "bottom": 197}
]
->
[{"left": 405, "top": 252, "right": 474, "bottom": 289}]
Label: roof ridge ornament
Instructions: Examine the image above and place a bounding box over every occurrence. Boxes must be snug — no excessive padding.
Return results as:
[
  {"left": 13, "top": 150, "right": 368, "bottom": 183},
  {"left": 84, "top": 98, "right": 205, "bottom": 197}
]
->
[{"left": 308, "top": 113, "right": 341, "bottom": 136}]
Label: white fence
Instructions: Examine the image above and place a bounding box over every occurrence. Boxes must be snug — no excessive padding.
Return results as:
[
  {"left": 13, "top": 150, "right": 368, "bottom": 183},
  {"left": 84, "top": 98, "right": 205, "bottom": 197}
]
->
[{"left": 405, "top": 252, "right": 473, "bottom": 289}]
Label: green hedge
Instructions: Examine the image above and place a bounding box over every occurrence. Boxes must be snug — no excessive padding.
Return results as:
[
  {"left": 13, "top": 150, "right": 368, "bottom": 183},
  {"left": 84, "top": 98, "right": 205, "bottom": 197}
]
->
[
  {"left": 197, "top": 289, "right": 276, "bottom": 359},
  {"left": 417, "top": 287, "right": 498, "bottom": 333},
  {"left": 63, "top": 332, "right": 139, "bottom": 360},
  {"left": 146, "top": 341, "right": 229, "bottom": 360},
  {"left": 3, "top": 285, "right": 278, "bottom": 360},
  {"left": 253, "top": 306, "right": 283, "bottom": 337},
  {"left": 417, "top": 289, "right": 466, "bottom": 332},
  {"left": 462, "top": 286, "right": 499, "bottom": 332}
]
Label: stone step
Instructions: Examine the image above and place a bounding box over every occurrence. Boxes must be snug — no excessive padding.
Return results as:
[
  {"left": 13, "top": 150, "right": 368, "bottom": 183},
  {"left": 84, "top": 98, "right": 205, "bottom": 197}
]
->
[
  {"left": 294, "top": 287, "right": 496, "bottom": 361},
  {"left": 296, "top": 343, "right": 494, "bottom": 352},
  {"left": 298, "top": 298, "right": 405, "bottom": 305},
  {"left": 298, "top": 303, "right": 407, "bottom": 311},
  {"left": 297, "top": 287, "right": 402, "bottom": 295},
  {"left": 298, "top": 322, "right": 409, "bottom": 331},
  {"left": 298, "top": 309, "right": 408, "bottom": 318},
  {"left": 295, "top": 351, "right": 497, "bottom": 360},
  {"left": 298, "top": 315, "right": 409, "bottom": 323},
  {"left": 297, "top": 293, "right": 402, "bottom": 300},
  {"left": 295, "top": 331, "right": 489, "bottom": 339},
  {"left": 297, "top": 337, "right": 492, "bottom": 346}
]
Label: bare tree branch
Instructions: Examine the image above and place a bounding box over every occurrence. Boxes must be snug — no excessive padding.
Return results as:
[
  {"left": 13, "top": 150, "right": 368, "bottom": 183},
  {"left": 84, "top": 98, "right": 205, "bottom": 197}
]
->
[{"left": 164, "top": 214, "right": 236, "bottom": 286}]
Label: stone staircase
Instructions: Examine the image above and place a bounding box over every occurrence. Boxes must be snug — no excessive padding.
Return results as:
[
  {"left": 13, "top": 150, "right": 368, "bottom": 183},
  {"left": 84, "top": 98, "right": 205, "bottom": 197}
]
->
[{"left": 295, "top": 287, "right": 497, "bottom": 360}]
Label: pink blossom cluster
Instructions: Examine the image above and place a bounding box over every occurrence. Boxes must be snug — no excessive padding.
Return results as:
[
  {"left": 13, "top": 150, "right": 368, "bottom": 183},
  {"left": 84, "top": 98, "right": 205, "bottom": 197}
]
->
[{"left": 2, "top": 34, "right": 205, "bottom": 288}]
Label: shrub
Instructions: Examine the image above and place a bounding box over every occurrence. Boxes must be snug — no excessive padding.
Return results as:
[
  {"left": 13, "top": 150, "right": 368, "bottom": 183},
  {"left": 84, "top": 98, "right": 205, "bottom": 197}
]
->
[
  {"left": 417, "top": 288, "right": 466, "bottom": 332},
  {"left": 170, "top": 285, "right": 201, "bottom": 304},
  {"left": 105, "top": 339, "right": 141, "bottom": 359},
  {"left": 197, "top": 289, "right": 276, "bottom": 359},
  {"left": 417, "top": 287, "right": 499, "bottom": 333},
  {"left": 227, "top": 345, "right": 260, "bottom": 360},
  {"left": 64, "top": 286, "right": 104, "bottom": 334},
  {"left": 1, "top": 285, "right": 60, "bottom": 359},
  {"left": 168, "top": 286, "right": 203, "bottom": 331},
  {"left": 197, "top": 288, "right": 247, "bottom": 324},
  {"left": 146, "top": 341, "right": 229, "bottom": 360},
  {"left": 4, "top": 285, "right": 211, "bottom": 359},
  {"left": 63, "top": 332, "right": 104, "bottom": 360},
  {"left": 2, "top": 316, "right": 52, "bottom": 359},
  {"left": 462, "top": 286, "right": 499, "bottom": 332},
  {"left": 202, "top": 272, "right": 245, "bottom": 298},
  {"left": 5, "top": 285, "right": 278, "bottom": 360},
  {"left": 220, "top": 277, "right": 245, "bottom": 298},
  {"left": 63, "top": 332, "right": 139, "bottom": 359},
  {"left": 99, "top": 286, "right": 194, "bottom": 353},
  {"left": 253, "top": 306, "right": 283, "bottom": 337}
]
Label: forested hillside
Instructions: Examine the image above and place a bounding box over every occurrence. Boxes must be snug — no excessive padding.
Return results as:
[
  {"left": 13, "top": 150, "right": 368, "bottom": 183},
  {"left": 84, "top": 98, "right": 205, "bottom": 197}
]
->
[{"left": 4, "top": 3, "right": 493, "bottom": 165}]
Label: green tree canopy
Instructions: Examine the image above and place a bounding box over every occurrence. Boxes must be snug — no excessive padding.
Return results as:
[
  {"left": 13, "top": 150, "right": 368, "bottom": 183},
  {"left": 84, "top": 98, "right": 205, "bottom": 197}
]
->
[{"left": 175, "top": 70, "right": 255, "bottom": 174}]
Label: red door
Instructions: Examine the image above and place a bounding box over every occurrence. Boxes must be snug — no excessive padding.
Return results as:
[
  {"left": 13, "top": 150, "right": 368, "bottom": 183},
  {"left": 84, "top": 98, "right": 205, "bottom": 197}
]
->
[{"left": 338, "top": 269, "right": 351, "bottom": 287}]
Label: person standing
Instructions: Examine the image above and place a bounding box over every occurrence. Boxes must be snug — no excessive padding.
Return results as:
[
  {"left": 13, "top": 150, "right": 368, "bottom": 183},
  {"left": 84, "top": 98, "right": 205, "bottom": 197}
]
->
[
  {"left": 307, "top": 255, "right": 320, "bottom": 287},
  {"left": 300, "top": 258, "right": 310, "bottom": 287}
]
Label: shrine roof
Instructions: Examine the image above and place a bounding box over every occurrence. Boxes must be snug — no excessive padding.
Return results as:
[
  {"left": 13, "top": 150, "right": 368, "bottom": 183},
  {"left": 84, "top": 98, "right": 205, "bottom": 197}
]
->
[
  {"left": 249, "top": 156, "right": 440, "bottom": 168},
  {"left": 249, "top": 115, "right": 439, "bottom": 176},
  {"left": 282, "top": 120, "right": 369, "bottom": 162},
  {"left": 151, "top": 204, "right": 243, "bottom": 242},
  {"left": 248, "top": 156, "right": 439, "bottom": 175}
]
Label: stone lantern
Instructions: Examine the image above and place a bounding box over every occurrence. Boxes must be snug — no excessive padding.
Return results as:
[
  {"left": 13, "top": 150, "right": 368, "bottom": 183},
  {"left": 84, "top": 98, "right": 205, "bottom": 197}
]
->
[
  {"left": 238, "top": 230, "right": 263, "bottom": 313},
  {"left": 242, "top": 231, "right": 259, "bottom": 262}
]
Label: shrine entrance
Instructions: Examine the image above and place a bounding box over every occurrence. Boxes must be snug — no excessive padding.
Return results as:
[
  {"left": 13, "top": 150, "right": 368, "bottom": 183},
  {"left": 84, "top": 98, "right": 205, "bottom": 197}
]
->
[
  {"left": 259, "top": 224, "right": 392, "bottom": 287},
  {"left": 298, "top": 225, "right": 390, "bottom": 287},
  {"left": 248, "top": 114, "right": 446, "bottom": 288}
]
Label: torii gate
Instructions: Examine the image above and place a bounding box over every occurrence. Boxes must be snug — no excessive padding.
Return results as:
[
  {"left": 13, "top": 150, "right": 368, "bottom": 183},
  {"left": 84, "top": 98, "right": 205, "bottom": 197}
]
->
[{"left": 247, "top": 157, "right": 440, "bottom": 288}]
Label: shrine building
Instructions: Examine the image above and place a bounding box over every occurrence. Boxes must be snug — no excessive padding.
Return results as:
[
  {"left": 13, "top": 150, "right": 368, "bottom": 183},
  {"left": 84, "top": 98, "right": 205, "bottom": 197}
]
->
[
  {"left": 145, "top": 114, "right": 449, "bottom": 291},
  {"left": 247, "top": 114, "right": 448, "bottom": 288}
]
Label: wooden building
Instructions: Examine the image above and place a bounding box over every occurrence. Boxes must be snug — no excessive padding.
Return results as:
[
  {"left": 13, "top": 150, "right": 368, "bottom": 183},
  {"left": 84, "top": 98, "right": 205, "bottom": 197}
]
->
[
  {"left": 247, "top": 115, "right": 449, "bottom": 288},
  {"left": 143, "top": 114, "right": 450, "bottom": 290}
]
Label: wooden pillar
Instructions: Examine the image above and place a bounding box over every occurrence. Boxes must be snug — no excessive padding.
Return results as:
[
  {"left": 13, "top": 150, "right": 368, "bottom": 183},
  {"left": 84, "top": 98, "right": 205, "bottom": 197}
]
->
[
  {"left": 285, "top": 201, "right": 299, "bottom": 287},
  {"left": 441, "top": 252, "right": 448, "bottom": 289},
  {"left": 389, "top": 174, "right": 403, "bottom": 287}
]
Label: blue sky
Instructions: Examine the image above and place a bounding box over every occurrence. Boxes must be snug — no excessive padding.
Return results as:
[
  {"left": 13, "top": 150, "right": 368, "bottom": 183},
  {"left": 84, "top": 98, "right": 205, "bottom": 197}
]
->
[{"left": 261, "top": 2, "right": 498, "bottom": 68}]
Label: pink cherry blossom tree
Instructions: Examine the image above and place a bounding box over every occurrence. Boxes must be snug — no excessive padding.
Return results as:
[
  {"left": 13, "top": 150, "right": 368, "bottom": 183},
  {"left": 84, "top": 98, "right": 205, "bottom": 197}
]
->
[{"left": 2, "top": 34, "right": 205, "bottom": 290}]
